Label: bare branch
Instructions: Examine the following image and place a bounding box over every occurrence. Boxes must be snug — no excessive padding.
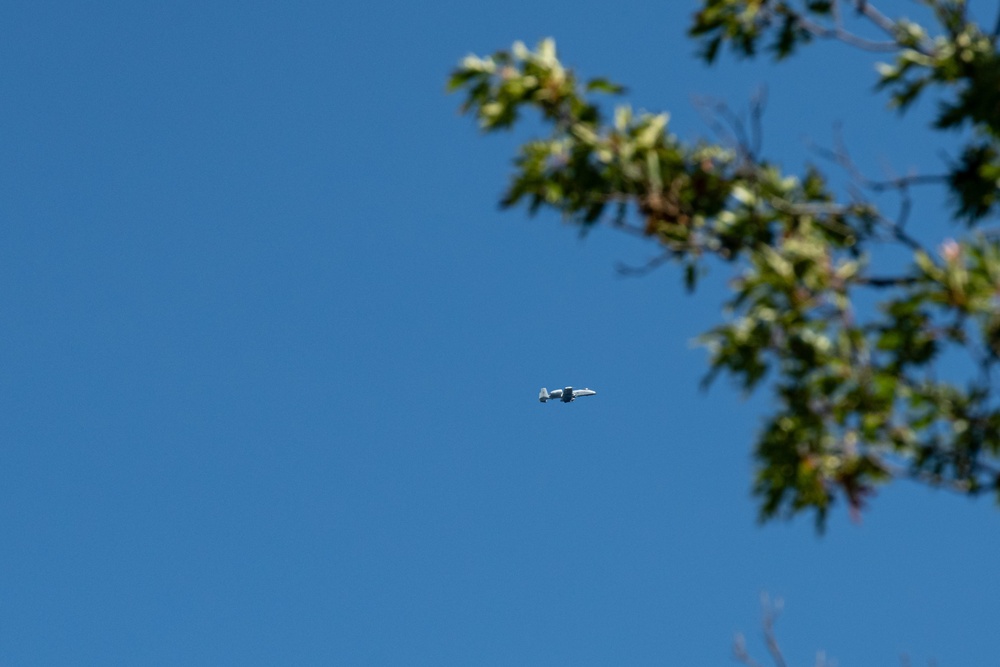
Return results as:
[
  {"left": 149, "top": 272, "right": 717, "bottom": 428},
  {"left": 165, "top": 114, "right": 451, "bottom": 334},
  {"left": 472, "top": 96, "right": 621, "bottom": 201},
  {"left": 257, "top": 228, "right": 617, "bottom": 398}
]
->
[
  {"left": 893, "top": 187, "right": 915, "bottom": 239},
  {"left": 693, "top": 96, "right": 754, "bottom": 161},
  {"left": 770, "top": 0, "right": 907, "bottom": 52},
  {"left": 615, "top": 252, "right": 673, "bottom": 276},
  {"left": 804, "top": 129, "right": 940, "bottom": 253},
  {"left": 767, "top": 198, "right": 853, "bottom": 217},
  {"left": 856, "top": 275, "right": 920, "bottom": 287},
  {"left": 773, "top": 0, "right": 938, "bottom": 57},
  {"left": 734, "top": 595, "right": 791, "bottom": 667},
  {"left": 794, "top": 13, "right": 901, "bottom": 52},
  {"left": 849, "top": 0, "right": 903, "bottom": 38},
  {"left": 762, "top": 603, "right": 788, "bottom": 667},
  {"left": 750, "top": 86, "right": 767, "bottom": 158},
  {"left": 733, "top": 633, "right": 766, "bottom": 667},
  {"left": 880, "top": 454, "right": 1000, "bottom": 494},
  {"left": 865, "top": 173, "right": 949, "bottom": 192},
  {"left": 807, "top": 127, "right": 947, "bottom": 194}
]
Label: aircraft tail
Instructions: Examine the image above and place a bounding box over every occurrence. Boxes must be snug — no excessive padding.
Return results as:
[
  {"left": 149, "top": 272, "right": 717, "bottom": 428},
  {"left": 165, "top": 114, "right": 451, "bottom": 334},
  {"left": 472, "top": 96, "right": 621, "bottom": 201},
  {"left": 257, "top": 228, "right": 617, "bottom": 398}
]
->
[{"left": 539, "top": 388, "right": 549, "bottom": 403}]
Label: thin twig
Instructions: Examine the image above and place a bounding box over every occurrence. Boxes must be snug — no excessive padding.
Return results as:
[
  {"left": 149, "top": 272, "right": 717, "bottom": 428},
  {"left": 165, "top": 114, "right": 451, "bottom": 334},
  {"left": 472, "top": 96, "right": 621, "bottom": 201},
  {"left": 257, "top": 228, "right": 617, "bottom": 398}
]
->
[
  {"left": 866, "top": 173, "right": 949, "bottom": 192},
  {"left": 734, "top": 595, "right": 790, "bottom": 667},
  {"left": 795, "top": 13, "right": 901, "bottom": 52},
  {"left": 762, "top": 608, "right": 788, "bottom": 667},
  {"left": 615, "top": 252, "right": 673, "bottom": 276},
  {"left": 693, "top": 96, "right": 754, "bottom": 161},
  {"left": 806, "top": 126, "right": 947, "bottom": 193},
  {"left": 750, "top": 86, "right": 768, "bottom": 158},
  {"left": 805, "top": 129, "right": 938, "bottom": 253},
  {"left": 733, "top": 634, "right": 766, "bottom": 667},
  {"left": 850, "top": 0, "right": 906, "bottom": 39},
  {"left": 856, "top": 275, "right": 919, "bottom": 287},
  {"left": 771, "top": 0, "right": 907, "bottom": 52}
]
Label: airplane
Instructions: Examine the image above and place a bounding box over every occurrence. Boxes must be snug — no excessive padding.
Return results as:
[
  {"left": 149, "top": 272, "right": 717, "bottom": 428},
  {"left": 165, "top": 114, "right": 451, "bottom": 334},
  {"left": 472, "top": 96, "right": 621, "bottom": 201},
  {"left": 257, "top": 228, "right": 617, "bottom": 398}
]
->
[{"left": 539, "top": 386, "right": 597, "bottom": 403}]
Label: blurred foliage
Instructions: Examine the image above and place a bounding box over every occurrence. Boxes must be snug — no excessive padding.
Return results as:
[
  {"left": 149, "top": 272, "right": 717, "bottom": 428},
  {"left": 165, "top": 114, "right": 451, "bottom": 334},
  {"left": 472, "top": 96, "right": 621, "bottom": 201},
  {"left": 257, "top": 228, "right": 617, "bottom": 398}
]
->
[{"left": 449, "top": 0, "right": 1000, "bottom": 530}]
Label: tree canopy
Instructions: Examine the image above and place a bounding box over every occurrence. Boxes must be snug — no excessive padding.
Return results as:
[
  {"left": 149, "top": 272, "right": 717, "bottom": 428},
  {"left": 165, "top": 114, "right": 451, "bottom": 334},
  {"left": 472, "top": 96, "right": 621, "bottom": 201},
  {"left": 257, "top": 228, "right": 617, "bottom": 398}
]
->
[{"left": 449, "top": 0, "right": 1000, "bottom": 529}]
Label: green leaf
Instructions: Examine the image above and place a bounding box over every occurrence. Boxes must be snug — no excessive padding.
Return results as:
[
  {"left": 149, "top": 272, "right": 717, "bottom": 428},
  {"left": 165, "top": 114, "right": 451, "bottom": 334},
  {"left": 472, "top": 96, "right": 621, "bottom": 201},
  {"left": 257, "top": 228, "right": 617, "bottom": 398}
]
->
[{"left": 585, "top": 77, "right": 625, "bottom": 94}]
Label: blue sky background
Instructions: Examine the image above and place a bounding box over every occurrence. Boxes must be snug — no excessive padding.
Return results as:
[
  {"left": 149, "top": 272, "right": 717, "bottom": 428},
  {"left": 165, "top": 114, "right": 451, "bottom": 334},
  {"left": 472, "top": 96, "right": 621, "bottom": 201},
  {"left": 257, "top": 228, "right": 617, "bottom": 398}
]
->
[{"left": 1, "top": 1, "right": 997, "bottom": 664}]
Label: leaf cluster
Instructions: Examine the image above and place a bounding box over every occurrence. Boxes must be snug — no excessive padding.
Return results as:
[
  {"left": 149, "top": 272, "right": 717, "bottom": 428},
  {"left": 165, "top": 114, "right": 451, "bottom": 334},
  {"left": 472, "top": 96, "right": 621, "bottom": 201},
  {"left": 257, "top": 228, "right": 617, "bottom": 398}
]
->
[
  {"left": 690, "top": 0, "right": 832, "bottom": 62},
  {"left": 450, "top": 3, "right": 1000, "bottom": 529}
]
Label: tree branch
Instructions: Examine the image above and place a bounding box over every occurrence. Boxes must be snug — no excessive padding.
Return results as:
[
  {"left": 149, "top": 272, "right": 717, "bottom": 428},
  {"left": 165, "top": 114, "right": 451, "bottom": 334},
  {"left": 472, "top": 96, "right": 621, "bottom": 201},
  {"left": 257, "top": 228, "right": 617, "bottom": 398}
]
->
[
  {"left": 693, "top": 95, "right": 755, "bottom": 161},
  {"left": 856, "top": 275, "right": 919, "bottom": 287},
  {"left": 615, "top": 252, "right": 673, "bottom": 276},
  {"left": 805, "top": 130, "right": 940, "bottom": 253},
  {"left": 733, "top": 634, "right": 766, "bottom": 667},
  {"left": 733, "top": 595, "right": 790, "bottom": 667},
  {"left": 849, "top": 0, "right": 902, "bottom": 39},
  {"left": 794, "top": 13, "right": 901, "bottom": 52},
  {"left": 750, "top": 86, "right": 767, "bottom": 159},
  {"left": 782, "top": 0, "right": 920, "bottom": 53},
  {"left": 866, "top": 174, "right": 949, "bottom": 192}
]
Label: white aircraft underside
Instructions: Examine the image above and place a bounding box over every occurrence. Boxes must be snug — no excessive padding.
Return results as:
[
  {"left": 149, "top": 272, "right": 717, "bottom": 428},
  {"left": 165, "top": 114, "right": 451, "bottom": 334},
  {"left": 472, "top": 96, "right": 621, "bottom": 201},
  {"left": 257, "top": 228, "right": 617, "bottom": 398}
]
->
[{"left": 539, "top": 386, "right": 597, "bottom": 403}]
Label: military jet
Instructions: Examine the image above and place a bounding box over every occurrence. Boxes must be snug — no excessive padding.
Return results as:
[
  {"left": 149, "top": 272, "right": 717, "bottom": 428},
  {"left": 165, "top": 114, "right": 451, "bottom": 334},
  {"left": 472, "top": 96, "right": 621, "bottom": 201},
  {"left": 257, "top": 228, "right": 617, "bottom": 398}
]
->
[{"left": 539, "top": 386, "right": 597, "bottom": 403}]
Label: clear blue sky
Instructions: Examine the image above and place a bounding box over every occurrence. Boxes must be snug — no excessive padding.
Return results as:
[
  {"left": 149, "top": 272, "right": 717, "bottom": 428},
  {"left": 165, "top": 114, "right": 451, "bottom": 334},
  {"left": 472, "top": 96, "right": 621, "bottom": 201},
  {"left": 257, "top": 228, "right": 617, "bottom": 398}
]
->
[{"left": 1, "top": 1, "right": 997, "bottom": 664}]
